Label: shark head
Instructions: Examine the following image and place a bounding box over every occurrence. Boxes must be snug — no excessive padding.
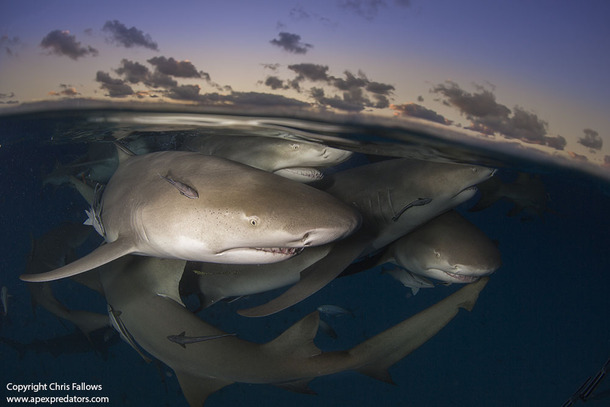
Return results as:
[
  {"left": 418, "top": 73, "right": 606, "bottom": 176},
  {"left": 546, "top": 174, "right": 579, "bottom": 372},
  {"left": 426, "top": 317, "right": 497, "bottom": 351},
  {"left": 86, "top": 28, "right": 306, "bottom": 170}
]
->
[{"left": 392, "top": 210, "right": 501, "bottom": 284}]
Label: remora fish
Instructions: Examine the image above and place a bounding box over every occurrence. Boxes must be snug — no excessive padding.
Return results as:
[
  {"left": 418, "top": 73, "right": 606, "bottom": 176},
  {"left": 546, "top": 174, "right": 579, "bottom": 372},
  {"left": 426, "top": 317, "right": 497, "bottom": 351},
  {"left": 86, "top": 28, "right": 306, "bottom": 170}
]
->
[
  {"left": 167, "top": 331, "right": 236, "bottom": 348},
  {"left": 100, "top": 255, "right": 488, "bottom": 407},
  {"left": 21, "top": 150, "right": 361, "bottom": 282}
]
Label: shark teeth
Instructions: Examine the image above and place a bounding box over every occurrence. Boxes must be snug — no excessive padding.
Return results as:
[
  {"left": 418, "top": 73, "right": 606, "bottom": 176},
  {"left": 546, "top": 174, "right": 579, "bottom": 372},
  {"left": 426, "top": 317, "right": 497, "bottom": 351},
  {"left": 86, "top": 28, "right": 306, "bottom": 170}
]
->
[
  {"left": 256, "top": 247, "right": 304, "bottom": 256},
  {"left": 443, "top": 270, "right": 479, "bottom": 282}
]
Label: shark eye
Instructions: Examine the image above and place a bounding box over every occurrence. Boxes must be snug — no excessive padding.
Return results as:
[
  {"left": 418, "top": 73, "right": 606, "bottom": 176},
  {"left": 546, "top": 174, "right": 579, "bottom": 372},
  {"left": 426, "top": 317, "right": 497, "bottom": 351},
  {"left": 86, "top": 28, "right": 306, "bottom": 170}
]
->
[
  {"left": 471, "top": 167, "right": 478, "bottom": 173},
  {"left": 434, "top": 250, "right": 441, "bottom": 258},
  {"left": 290, "top": 143, "right": 300, "bottom": 150},
  {"left": 248, "top": 216, "right": 259, "bottom": 226}
]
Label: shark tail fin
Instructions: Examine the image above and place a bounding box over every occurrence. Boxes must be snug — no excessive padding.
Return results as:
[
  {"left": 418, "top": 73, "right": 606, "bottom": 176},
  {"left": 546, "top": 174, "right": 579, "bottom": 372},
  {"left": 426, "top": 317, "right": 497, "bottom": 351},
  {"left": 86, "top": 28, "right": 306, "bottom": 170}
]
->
[
  {"left": 262, "top": 311, "right": 321, "bottom": 359},
  {"left": 175, "top": 370, "right": 233, "bottom": 407},
  {"left": 350, "top": 277, "right": 489, "bottom": 384}
]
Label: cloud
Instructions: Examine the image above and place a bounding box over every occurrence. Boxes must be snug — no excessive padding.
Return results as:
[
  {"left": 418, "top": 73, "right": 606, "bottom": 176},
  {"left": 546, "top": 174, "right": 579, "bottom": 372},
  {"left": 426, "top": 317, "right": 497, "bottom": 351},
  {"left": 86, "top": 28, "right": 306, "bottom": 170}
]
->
[
  {"left": 264, "top": 76, "right": 288, "bottom": 90},
  {"left": 115, "top": 59, "right": 151, "bottom": 84},
  {"left": 261, "top": 63, "right": 280, "bottom": 71},
  {"left": 48, "top": 84, "right": 80, "bottom": 97},
  {"left": 40, "top": 30, "right": 98, "bottom": 59},
  {"left": 390, "top": 103, "right": 451, "bottom": 124},
  {"left": 578, "top": 128, "right": 603, "bottom": 150},
  {"left": 95, "top": 71, "right": 134, "bottom": 97},
  {"left": 0, "top": 92, "right": 16, "bottom": 99},
  {"left": 270, "top": 32, "right": 313, "bottom": 54},
  {"left": 432, "top": 81, "right": 563, "bottom": 149},
  {"left": 147, "top": 56, "right": 204, "bottom": 78},
  {"left": 544, "top": 135, "right": 567, "bottom": 150},
  {"left": 1, "top": 35, "right": 21, "bottom": 56},
  {"left": 288, "top": 63, "right": 330, "bottom": 82},
  {"left": 102, "top": 20, "right": 158, "bottom": 51},
  {"left": 337, "top": 0, "right": 411, "bottom": 20}
]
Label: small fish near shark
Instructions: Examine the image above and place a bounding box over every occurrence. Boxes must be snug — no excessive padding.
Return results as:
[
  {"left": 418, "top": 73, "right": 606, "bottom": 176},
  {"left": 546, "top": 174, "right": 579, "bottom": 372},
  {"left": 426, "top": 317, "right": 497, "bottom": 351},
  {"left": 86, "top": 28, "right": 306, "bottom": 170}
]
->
[
  {"left": 21, "top": 150, "right": 361, "bottom": 283},
  {"left": 100, "top": 255, "right": 489, "bottom": 407}
]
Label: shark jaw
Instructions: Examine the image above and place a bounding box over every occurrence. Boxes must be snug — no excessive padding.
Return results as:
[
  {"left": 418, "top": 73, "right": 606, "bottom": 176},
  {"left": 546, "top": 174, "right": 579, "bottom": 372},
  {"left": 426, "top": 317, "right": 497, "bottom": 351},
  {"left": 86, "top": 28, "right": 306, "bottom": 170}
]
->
[{"left": 212, "top": 247, "right": 304, "bottom": 263}]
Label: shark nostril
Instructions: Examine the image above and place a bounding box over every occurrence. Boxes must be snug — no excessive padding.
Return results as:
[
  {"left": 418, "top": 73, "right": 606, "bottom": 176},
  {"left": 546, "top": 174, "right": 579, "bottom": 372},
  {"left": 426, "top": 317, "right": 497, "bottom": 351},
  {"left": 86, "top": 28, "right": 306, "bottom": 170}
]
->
[{"left": 302, "top": 232, "right": 311, "bottom": 245}]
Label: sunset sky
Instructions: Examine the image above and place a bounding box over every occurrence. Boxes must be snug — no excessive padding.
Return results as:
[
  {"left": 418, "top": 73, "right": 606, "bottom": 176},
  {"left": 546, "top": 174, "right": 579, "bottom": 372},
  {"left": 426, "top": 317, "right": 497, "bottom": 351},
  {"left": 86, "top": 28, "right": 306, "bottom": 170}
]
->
[{"left": 1, "top": 0, "right": 609, "bottom": 166}]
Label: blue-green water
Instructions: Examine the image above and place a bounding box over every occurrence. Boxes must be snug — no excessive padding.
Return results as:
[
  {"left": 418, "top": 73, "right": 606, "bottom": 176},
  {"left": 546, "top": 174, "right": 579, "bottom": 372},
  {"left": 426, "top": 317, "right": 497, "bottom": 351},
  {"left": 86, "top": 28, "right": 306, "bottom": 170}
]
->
[{"left": 0, "top": 106, "right": 608, "bottom": 406}]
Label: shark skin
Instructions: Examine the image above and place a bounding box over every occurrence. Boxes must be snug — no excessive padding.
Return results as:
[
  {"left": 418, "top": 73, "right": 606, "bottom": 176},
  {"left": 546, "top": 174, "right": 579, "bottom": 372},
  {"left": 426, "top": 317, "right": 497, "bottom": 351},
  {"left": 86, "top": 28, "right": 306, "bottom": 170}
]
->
[
  {"left": 21, "top": 151, "right": 361, "bottom": 283},
  {"left": 184, "top": 134, "right": 352, "bottom": 182},
  {"left": 238, "top": 158, "right": 495, "bottom": 317},
  {"left": 381, "top": 210, "right": 502, "bottom": 285},
  {"left": 100, "top": 255, "right": 488, "bottom": 407}
]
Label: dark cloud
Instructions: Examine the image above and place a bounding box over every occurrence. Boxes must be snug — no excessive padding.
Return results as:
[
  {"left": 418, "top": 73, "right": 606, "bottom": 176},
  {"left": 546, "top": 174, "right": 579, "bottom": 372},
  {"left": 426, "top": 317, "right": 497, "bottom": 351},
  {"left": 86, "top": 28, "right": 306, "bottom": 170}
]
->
[
  {"left": 432, "top": 81, "right": 562, "bottom": 149},
  {"left": 48, "top": 84, "right": 80, "bottom": 97},
  {"left": 102, "top": 20, "right": 159, "bottom": 51},
  {"left": 432, "top": 81, "right": 510, "bottom": 119},
  {"left": 264, "top": 76, "right": 287, "bottom": 90},
  {"left": 288, "top": 63, "right": 330, "bottom": 81},
  {"left": 332, "top": 70, "right": 368, "bottom": 91},
  {"left": 95, "top": 71, "right": 134, "bottom": 97},
  {"left": 270, "top": 32, "right": 313, "bottom": 54},
  {"left": 167, "top": 84, "right": 202, "bottom": 101},
  {"left": 338, "top": 0, "right": 411, "bottom": 20},
  {"left": 0, "top": 92, "right": 15, "bottom": 99},
  {"left": 40, "top": 30, "right": 98, "bottom": 59},
  {"left": 222, "top": 92, "right": 310, "bottom": 107},
  {"left": 544, "top": 135, "right": 567, "bottom": 150},
  {"left": 366, "top": 81, "right": 395, "bottom": 95},
  {"left": 310, "top": 87, "right": 365, "bottom": 111},
  {"left": 578, "top": 128, "right": 603, "bottom": 150},
  {"left": 261, "top": 63, "right": 280, "bottom": 71},
  {"left": 147, "top": 56, "right": 203, "bottom": 78},
  {"left": 115, "top": 59, "right": 150, "bottom": 84},
  {"left": 390, "top": 103, "right": 451, "bottom": 125},
  {"left": 1, "top": 35, "right": 21, "bottom": 56}
]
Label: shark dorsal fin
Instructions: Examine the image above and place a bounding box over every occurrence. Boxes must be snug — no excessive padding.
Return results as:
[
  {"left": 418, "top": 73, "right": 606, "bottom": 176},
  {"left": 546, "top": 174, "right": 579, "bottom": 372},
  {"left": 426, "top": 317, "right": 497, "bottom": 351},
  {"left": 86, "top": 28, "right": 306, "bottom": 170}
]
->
[{"left": 263, "top": 311, "right": 321, "bottom": 359}]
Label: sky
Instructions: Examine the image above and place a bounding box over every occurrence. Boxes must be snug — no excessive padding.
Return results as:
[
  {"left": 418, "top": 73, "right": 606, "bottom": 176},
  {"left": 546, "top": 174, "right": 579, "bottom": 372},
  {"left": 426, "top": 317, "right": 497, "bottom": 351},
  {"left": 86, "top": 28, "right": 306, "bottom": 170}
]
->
[{"left": 1, "top": 0, "right": 609, "bottom": 169}]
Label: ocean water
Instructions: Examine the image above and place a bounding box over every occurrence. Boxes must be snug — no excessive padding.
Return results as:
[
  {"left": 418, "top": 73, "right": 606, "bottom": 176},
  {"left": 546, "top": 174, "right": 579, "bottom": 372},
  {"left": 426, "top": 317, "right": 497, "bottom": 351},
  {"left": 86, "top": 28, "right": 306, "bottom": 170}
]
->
[{"left": 0, "top": 105, "right": 609, "bottom": 407}]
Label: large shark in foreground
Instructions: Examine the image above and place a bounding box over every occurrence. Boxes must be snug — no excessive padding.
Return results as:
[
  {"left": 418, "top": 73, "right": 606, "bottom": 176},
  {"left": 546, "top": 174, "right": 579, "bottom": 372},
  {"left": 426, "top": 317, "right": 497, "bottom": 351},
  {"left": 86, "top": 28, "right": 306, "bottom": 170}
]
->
[
  {"left": 100, "top": 255, "right": 488, "bottom": 407},
  {"left": 21, "top": 151, "right": 361, "bottom": 283}
]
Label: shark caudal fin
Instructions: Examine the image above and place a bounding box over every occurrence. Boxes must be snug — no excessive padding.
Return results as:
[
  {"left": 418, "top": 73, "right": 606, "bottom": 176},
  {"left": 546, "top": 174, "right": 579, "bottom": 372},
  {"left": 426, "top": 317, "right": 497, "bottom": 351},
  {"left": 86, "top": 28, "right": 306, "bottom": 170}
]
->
[
  {"left": 350, "top": 277, "right": 489, "bottom": 384},
  {"left": 175, "top": 370, "right": 233, "bottom": 407},
  {"left": 19, "top": 239, "right": 135, "bottom": 282}
]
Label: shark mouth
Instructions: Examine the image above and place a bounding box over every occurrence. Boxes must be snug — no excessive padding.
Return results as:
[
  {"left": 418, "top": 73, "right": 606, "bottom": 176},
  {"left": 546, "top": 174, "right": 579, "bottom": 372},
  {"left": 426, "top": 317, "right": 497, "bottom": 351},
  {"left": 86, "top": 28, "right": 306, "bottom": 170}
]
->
[
  {"left": 442, "top": 270, "right": 479, "bottom": 283},
  {"left": 255, "top": 247, "right": 304, "bottom": 256}
]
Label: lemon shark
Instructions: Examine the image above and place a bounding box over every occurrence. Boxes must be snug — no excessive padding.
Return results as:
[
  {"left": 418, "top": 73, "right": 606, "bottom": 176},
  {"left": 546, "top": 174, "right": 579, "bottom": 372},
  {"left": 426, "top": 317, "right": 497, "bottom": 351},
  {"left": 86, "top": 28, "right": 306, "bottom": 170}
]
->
[
  {"left": 21, "top": 150, "right": 361, "bottom": 283},
  {"left": 238, "top": 158, "right": 495, "bottom": 317},
  {"left": 184, "top": 134, "right": 352, "bottom": 182},
  {"left": 100, "top": 255, "right": 488, "bottom": 407},
  {"left": 381, "top": 210, "right": 502, "bottom": 285}
]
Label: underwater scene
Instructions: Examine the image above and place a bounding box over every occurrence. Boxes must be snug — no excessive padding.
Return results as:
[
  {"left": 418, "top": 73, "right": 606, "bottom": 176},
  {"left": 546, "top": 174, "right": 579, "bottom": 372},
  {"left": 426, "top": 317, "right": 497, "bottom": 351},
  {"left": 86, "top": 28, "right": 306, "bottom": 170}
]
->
[
  {"left": 2, "top": 1, "right": 610, "bottom": 406},
  {"left": 0, "top": 107, "right": 608, "bottom": 407}
]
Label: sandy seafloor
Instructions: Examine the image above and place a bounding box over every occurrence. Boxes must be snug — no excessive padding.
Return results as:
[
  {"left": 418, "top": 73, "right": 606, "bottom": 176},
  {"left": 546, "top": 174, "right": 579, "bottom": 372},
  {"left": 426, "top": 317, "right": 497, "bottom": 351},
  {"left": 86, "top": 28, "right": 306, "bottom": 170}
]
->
[{"left": 0, "top": 107, "right": 609, "bottom": 407}]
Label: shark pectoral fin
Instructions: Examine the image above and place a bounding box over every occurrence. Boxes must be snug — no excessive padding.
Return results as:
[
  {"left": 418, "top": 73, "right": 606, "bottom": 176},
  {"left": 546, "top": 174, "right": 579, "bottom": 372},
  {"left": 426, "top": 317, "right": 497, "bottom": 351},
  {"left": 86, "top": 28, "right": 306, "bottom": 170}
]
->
[
  {"left": 175, "top": 370, "right": 233, "bottom": 407},
  {"left": 19, "top": 239, "right": 135, "bottom": 282},
  {"left": 238, "top": 235, "right": 369, "bottom": 317},
  {"left": 263, "top": 311, "right": 321, "bottom": 359},
  {"left": 274, "top": 379, "right": 317, "bottom": 395}
]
